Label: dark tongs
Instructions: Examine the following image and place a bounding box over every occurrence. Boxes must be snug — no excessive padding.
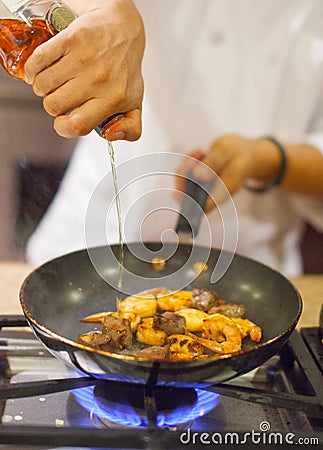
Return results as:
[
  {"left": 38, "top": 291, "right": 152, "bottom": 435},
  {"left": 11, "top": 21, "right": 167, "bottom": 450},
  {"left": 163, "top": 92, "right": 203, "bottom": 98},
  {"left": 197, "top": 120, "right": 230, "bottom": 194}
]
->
[{"left": 175, "top": 170, "right": 215, "bottom": 244}]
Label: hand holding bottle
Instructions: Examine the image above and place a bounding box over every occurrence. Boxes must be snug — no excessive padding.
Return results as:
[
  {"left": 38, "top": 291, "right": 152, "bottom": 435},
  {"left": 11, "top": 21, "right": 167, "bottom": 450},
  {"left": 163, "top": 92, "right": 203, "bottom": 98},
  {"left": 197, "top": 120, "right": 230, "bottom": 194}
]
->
[{"left": 0, "top": 0, "right": 145, "bottom": 141}]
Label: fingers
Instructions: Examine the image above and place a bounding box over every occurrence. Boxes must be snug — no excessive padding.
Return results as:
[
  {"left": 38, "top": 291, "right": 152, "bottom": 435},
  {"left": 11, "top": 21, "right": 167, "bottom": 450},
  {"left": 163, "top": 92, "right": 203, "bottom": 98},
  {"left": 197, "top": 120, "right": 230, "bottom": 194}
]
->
[
  {"left": 198, "top": 146, "right": 229, "bottom": 175},
  {"left": 53, "top": 106, "right": 142, "bottom": 140},
  {"left": 29, "top": 59, "right": 75, "bottom": 100},
  {"left": 24, "top": 34, "right": 67, "bottom": 85},
  {"left": 204, "top": 157, "right": 246, "bottom": 212},
  {"left": 103, "top": 110, "right": 142, "bottom": 141},
  {"left": 35, "top": 62, "right": 143, "bottom": 138},
  {"left": 174, "top": 137, "right": 250, "bottom": 214},
  {"left": 50, "top": 96, "right": 142, "bottom": 139}
]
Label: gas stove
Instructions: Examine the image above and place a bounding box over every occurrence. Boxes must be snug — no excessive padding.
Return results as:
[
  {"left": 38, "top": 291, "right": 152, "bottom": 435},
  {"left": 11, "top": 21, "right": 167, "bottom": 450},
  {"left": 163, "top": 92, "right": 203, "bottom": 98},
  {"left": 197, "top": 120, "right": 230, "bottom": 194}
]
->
[{"left": 0, "top": 315, "right": 322, "bottom": 449}]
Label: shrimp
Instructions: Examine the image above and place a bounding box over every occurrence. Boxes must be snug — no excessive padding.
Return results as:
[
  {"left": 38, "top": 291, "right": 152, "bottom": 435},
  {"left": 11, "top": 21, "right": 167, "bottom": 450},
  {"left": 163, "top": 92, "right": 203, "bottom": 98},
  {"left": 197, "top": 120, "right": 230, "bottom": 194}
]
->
[
  {"left": 119, "top": 287, "right": 171, "bottom": 318},
  {"left": 231, "top": 318, "right": 262, "bottom": 342},
  {"left": 136, "top": 318, "right": 167, "bottom": 346},
  {"left": 119, "top": 296, "right": 157, "bottom": 318},
  {"left": 167, "top": 334, "right": 204, "bottom": 360},
  {"left": 201, "top": 313, "right": 242, "bottom": 354},
  {"left": 81, "top": 312, "right": 111, "bottom": 323},
  {"left": 157, "top": 290, "right": 192, "bottom": 312},
  {"left": 187, "top": 332, "right": 227, "bottom": 354},
  {"left": 176, "top": 308, "right": 209, "bottom": 332},
  {"left": 82, "top": 311, "right": 141, "bottom": 333}
]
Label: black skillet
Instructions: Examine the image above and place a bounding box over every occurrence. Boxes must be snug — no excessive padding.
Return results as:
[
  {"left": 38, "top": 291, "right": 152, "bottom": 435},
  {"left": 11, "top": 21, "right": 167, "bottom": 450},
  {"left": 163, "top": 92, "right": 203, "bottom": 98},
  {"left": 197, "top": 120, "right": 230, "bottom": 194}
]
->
[{"left": 19, "top": 176, "right": 302, "bottom": 387}]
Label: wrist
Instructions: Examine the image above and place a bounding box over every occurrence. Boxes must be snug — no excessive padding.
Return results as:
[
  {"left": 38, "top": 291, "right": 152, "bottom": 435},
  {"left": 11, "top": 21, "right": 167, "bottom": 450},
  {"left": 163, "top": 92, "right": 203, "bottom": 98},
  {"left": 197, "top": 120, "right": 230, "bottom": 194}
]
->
[{"left": 245, "top": 137, "right": 287, "bottom": 193}]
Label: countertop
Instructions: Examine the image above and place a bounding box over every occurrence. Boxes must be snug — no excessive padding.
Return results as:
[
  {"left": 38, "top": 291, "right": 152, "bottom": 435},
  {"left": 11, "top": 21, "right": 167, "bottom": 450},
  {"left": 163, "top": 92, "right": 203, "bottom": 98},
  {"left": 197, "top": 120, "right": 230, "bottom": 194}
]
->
[{"left": 0, "top": 261, "right": 322, "bottom": 329}]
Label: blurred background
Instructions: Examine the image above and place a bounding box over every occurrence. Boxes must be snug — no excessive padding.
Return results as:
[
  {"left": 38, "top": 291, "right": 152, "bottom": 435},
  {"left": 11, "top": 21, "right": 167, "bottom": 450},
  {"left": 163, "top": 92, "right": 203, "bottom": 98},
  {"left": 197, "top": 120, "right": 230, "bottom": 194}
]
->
[
  {"left": 0, "top": 70, "right": 77, "bottom": 261},
  {"left": 0, "top": 71, "right": 322, "bottom": 273}
]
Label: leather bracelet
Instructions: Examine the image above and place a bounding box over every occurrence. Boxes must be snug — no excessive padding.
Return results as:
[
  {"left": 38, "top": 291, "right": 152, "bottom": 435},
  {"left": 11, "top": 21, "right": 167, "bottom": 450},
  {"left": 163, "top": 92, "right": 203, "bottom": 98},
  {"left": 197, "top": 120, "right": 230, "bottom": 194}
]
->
[{"left": 244, "top": 136, "right": 287, "bottom": 193}]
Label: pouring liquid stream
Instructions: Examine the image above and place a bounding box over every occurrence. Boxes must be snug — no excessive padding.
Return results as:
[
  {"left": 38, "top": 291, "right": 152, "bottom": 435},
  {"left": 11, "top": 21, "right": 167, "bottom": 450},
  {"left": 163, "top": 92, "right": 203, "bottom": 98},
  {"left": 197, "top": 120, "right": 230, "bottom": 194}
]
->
[{"left": 107, "top": 141, "right": 125, "bottom": 302}]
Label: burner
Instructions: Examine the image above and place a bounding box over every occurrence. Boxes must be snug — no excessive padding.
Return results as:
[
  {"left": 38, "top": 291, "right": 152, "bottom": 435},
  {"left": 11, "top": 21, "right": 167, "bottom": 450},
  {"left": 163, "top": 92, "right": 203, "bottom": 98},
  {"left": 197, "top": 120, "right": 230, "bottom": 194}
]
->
[{"left": 73, "top": 381, "right": 219, "bottom": 429}]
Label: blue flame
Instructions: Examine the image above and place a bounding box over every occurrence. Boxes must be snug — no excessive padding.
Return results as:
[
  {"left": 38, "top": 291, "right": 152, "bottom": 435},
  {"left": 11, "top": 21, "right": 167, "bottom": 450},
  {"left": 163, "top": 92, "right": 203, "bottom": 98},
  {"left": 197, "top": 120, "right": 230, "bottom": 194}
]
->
[{"left": 73, "top": 385, "right": 219, "bottom": 428}]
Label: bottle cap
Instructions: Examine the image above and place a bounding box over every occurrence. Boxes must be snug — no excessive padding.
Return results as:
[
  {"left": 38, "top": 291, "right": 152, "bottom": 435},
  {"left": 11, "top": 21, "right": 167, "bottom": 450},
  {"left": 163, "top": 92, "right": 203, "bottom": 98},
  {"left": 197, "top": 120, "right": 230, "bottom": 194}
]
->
[{"left": 47, "top": 3, "right": 76, "bottom": 32}]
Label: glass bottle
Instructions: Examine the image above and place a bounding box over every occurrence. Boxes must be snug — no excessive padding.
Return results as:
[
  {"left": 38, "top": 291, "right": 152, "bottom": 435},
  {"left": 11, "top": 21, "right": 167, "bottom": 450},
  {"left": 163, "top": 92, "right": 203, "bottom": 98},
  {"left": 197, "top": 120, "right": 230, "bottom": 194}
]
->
[{"left": 0, "top": 0, "right": 77, "bottom": 79}]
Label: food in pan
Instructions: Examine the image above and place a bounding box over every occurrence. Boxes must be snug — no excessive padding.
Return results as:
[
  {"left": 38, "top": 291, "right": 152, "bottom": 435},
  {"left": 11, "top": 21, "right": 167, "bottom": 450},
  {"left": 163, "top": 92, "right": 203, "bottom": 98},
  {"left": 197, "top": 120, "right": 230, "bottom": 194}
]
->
[
  {"left": 137, "top": 318, "right": 167, "bottom": 346},
  {"left": 199, "top": 313, "right": 242, "bottom": 353},
  {"left": 151, "top": 257, "right": 166, "bottom": 271},
  {"left": 78, "top": 287, "right": 262, "bottom": 360},
  {"left": 193, "top": 261, "right": 208, "bottom": 275},
  {"left": 150, "top": 258, "right": 209, "bottom": 275},
  {"left": 166, "top": 333, "right": 205, "bottom": 360},
  {"left": 157, "top": 290, "right": 193, "bottom": 312},
  {"left": 175, "top": 308, "right": 209, "bottom": 332}
]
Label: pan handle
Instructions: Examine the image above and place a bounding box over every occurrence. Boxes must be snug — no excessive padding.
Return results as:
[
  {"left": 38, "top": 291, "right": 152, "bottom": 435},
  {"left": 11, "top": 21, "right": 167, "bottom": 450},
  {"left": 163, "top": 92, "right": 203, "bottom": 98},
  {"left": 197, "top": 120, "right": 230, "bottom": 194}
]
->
[{"left": 175, "top": 172, "right": 214, "bottom": 239}]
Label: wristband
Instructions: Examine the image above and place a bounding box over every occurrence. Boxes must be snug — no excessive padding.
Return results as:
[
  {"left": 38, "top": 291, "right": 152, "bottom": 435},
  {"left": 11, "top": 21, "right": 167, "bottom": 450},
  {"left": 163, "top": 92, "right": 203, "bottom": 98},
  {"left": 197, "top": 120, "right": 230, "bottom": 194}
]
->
[{"left": 244, "top": 136, "right": 287, "bottom": 193}]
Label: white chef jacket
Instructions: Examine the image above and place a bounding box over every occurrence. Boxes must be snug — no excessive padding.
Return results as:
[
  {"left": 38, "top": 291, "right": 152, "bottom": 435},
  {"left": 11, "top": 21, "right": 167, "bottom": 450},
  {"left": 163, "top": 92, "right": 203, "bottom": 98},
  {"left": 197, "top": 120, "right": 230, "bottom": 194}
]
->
[{"left": 26, "top": 0, "right": 323, "bottom": 277}]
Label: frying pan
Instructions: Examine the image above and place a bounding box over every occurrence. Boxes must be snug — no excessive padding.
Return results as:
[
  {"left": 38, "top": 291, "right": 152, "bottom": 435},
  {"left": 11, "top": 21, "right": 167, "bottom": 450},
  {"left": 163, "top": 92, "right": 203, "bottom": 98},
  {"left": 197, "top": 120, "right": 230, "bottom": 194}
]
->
[{"left": 19, "top": 177, "right": 302, "bottom": 387}]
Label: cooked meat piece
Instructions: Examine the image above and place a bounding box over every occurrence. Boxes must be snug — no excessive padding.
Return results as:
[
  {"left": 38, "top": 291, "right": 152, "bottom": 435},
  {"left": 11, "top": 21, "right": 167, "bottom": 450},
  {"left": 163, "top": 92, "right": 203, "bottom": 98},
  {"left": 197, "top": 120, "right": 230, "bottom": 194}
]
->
[
  {"left": 208, "top": 303, "right": 246, "bottom": 318},
  {"left": 102, "top": 315, "right": 133, "bottom": 350},
  {"left": 190, "top": 288, "right": 219, "bottom": 311},
  {"left": 153, "top": 311, "right": 186, "bottom": 335},
  {"left": 78, "top": 331, "right": 117, "bottom": 352},
  {"left": 136, "top": 345, "right": 170, "bottom": 359}
]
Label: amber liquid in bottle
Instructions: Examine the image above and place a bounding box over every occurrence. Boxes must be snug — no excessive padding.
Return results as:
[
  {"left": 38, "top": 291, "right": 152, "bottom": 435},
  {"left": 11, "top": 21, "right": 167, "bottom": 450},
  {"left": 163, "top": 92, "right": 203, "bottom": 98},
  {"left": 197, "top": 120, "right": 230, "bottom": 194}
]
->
[{"left": 0, "top": 18, "right": 55, "bottom": 80}]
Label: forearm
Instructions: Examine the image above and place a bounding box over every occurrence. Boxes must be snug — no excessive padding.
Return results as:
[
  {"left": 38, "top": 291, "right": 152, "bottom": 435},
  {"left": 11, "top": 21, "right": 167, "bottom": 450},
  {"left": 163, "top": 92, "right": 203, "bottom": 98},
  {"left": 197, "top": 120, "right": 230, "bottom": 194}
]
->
[
  {"left": 251, "top": 139, "right": 323, "bottom": 196},
  {"left": 282, "top": 143, "right": 323, "bottom": 195}
]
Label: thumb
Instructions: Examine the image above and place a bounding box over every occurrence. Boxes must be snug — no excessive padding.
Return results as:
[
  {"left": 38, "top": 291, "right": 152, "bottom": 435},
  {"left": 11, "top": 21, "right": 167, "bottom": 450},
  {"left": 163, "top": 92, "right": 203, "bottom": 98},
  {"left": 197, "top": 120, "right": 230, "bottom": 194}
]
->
[{"left": 103, "top": 109, "right": 142, "bottom": 141}]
